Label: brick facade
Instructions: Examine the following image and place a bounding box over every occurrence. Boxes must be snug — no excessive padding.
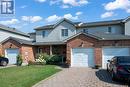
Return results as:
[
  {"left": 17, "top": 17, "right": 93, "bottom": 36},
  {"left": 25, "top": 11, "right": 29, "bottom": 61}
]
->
[
  {"left": 1, "top": 39, "right": 35, "bottom": 63},
  {"left": 66, "top": 34, "right": 130, "bottom": 66},
  {"left": 21, "top": 45, "right": 35, "bottom": 62},
  {"left": 2, "top": 39, "right": 21, "bottom": 55},
  {"left": 1, "top": 34, "right": 130, "bottom": 66}
]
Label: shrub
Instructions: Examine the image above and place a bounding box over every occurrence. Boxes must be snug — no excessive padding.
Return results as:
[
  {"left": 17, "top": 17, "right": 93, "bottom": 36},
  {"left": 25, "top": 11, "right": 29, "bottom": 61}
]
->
[
  {"left": 47, "top": 55, "right": 62, "bottom": 65},
  {"left": 28, "top": 61, "right": 35, "bottom": 65},
  {"left": 36, "top": 53, "right": 50, "bottom": 65},
  {"left": 16, "top": 54, "right": 23, "bottom": 66},
  {"left": 36, "top": 53, "right": 63, "bottom": 65}
]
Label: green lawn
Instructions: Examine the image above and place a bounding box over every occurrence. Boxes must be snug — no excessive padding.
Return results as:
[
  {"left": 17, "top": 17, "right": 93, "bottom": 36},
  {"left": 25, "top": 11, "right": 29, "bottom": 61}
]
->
[{"left": 0, "top": 65, "right": 61, "bottom": 87}]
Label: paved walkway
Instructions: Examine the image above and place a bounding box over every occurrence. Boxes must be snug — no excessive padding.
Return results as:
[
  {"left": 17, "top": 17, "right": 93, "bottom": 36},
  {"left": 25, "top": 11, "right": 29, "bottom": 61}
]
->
[{"left": 33, "top": 68, "right": 128, "bottom": 87}]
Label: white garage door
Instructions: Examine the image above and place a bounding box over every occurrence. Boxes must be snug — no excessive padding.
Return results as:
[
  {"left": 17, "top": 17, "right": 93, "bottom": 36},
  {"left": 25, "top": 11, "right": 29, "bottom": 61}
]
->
[
  {"left": 71, "top": 48, "right": 95, "bottom": 67},
  {"left": 102, "top": 47, "right": 130, "bottom": 69},
  {"left": 5, "top": 49, "right": 19, "bottom": 64}
]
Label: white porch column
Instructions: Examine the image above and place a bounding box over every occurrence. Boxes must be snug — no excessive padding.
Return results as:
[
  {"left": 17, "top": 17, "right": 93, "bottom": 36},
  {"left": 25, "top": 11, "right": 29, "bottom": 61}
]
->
[{"left": 50, "top": 45, "right": 52, "bottom": 55}]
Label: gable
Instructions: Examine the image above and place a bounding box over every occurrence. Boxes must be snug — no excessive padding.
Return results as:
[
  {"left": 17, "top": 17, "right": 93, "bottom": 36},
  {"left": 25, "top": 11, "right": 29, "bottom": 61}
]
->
[
  {"left": 67, "top": 34, "right": 98, "bottom": 48},
  {"left": 54, "top": 20, "right": 76, "bottom": 30},
  {"left": 53, "top": 18, "right": 75, "bottom": 28},
  {"left": 2, "top": 39, "right": 21, "bottom": 49}
]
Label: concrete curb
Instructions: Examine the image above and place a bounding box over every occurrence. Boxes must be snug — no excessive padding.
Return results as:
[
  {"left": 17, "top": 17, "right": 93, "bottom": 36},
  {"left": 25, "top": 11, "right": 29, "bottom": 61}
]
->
[{"left": 0, "top": 65, "right": 16, "bottom": 69}]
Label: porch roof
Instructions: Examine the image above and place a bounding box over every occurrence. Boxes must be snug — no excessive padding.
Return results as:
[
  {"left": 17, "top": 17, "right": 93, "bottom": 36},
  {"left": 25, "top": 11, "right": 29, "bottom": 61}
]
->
[{"left": 33, "top": 41, "right": 66, "bottom": 45}]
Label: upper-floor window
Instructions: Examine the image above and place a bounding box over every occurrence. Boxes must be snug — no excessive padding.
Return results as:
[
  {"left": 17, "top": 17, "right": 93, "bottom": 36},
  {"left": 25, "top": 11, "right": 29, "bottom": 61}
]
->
[
  {"left": 108, "top": 27, "right": 112, "bottom": 33},
  {"left": 42, "top": 31, "right": 46, "bottom": 37},
  {"left": 62, "top": 29, "right": 68, "bottom": 36},
  {"left": 42, "top": 30, "right": 49, "bottom": 37}
]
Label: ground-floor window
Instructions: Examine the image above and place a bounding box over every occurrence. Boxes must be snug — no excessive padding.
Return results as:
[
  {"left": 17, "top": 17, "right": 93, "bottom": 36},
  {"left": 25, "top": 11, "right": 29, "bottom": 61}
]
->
[{"left": 38, "top": 48, "right": 43, "bottom": 53}]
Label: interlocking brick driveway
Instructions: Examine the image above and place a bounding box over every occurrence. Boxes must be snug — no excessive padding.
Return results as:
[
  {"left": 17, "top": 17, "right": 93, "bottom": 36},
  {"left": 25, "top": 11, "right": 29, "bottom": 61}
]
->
[{"left": 33, "top": 68, "right": 128, "bottom": 87}]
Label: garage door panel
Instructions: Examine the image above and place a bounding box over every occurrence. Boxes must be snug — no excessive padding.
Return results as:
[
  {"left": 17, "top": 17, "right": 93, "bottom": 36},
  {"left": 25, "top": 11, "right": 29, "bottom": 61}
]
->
[
  {"left": 5, "top": 49, "right": 19, "bottom": 64},
  {"left": 102, "top": 48, "right": 130, "bottom": 69},
  {"left": 71, "top": 48, "right": 94, "bottom": 67}
]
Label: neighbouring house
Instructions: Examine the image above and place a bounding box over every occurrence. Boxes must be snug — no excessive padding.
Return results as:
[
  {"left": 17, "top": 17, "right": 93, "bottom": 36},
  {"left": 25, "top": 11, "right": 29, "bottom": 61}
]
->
[
  {"left": 1, "top": 17, "right": 130, "bottom": 68},
  {"left": 0, "top": 24, "right": 34, "bottom": 64}
]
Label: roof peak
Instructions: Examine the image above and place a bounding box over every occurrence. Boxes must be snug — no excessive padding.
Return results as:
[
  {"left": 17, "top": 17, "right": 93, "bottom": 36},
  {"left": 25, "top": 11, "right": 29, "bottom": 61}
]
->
[{"left": 34, "top": 16, "right": 130, "bottom": 30}]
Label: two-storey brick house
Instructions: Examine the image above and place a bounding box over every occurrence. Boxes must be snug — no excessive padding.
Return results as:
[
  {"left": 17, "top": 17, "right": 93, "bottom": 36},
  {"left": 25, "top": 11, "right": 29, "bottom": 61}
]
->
[{"left": 2, "top": 17, "right": 130, "bottom": 68}]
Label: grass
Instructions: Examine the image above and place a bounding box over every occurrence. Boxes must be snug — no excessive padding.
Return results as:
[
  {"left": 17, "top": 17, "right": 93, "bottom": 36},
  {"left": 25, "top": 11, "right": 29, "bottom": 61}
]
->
[{"left": 0, "top": 65, "right": 61, "bottom": 87}]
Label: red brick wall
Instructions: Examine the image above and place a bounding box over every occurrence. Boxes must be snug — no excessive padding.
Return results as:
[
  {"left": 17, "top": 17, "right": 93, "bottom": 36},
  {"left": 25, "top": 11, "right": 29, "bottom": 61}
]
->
[
  {"left": 67, "top": 34, "right": 99, "bottom": 65},
  {"left": 94, "top": 47, "right": 102, "bottom": 65},
  {"left": 67, "top": 34, "right": 130, "bottom": 66},
  {"left": 2, "top": 39, "right": 21, "bottom": 55},
  {"left": 21, "top": 45, "right": 35, "bottom": 62},
  {"left": 2, "top": 39, "right": 35, "bottom": 63}
]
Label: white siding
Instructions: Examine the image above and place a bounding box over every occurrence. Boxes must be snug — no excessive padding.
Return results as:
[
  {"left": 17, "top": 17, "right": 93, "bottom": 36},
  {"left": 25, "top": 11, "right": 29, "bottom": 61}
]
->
[
  {"left": 77, "top": 25, "right": 123, "bottom": 34},
  {"left": 36, "top": 21, "right": 76, "bottom": 42},
  {"left": 125, "top": 20, "right": 130, "bottom": 35},
  {"left": 0, "top": 30, "right": 30, "bottom": 42}
]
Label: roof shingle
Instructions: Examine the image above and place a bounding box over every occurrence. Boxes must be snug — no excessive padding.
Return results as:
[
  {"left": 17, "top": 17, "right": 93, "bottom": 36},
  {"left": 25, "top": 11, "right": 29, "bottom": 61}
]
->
[{"left": 0, "top": 24, "right": 30, "bottom": 37}]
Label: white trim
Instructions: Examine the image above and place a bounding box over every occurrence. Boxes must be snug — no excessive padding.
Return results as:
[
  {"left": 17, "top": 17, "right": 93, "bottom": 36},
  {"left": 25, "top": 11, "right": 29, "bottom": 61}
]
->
[
  {"left": 5, "top": 48, "right": 19, "bottom": 64},
  {"left": 50, "top": 45, "right": 52, "bottom": 55},
  {"left": 71, "top": 47, "right": 95, "bottom": 67}
]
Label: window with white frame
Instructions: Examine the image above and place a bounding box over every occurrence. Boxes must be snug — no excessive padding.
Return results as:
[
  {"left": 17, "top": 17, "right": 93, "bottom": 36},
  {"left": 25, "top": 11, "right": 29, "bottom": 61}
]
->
[
  {"left": 108, "top": 27, "right": 112, "bottom": 33},
  {"left": 62, "top": 29, "right": 68, "bottom": 36},
  {"left": 42, "top": 30, "right": 49, "bottom": 37},
  {"left": 42, "top": 31, "right": 46, "bottom": 37}
]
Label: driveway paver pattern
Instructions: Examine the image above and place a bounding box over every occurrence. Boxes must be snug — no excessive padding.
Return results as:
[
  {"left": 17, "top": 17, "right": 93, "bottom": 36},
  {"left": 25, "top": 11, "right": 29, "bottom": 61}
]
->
[{"left": 33, "top": 68, "right": 128, "bottom": 87}]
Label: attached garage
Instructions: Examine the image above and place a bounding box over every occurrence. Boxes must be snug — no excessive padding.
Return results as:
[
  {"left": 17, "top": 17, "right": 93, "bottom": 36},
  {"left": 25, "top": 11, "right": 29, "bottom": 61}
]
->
[
  {"left": 102, "top": 47, "right": 130, "bottom": 69},
  {"left": 71, "top": 48, "right": 95, "bottom": 67},
  {"left": 5, "top": 48, "right": 19, "bottom": 64}
]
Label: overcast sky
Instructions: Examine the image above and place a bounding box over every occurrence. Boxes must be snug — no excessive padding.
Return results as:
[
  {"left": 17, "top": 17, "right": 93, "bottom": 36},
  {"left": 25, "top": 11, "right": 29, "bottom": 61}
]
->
[{"left": 0, "top": 0, "right": 130, "bottom": 33}]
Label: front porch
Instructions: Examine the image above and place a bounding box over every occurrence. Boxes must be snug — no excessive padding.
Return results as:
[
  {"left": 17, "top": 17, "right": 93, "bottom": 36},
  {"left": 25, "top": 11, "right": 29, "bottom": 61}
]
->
[{"left": 35, "top": 45, "right": 66, "bottom": 63}]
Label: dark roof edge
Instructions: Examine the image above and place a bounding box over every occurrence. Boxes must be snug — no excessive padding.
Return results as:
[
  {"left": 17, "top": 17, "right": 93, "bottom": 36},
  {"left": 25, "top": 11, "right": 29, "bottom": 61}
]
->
[
  {"left": 34, "top": 18, "right": 75, "bottom": 30},
  {"left": 0, "top": 25, "right": 30, "bottom": 37},
  {"left": 4, "top": 30, "right": 30, "bottom": 37},
  {"left": 1, "top": 37, "right": 32, "bottom": 45},
  {"left": 34, "top": 19, "right": 126, "bottom": 30},
  {"left": 64, "top": 32, "right": 102, "bottom": 42},
  {"left": 1, "top": 37, "right": 21, "bottom": 44}
]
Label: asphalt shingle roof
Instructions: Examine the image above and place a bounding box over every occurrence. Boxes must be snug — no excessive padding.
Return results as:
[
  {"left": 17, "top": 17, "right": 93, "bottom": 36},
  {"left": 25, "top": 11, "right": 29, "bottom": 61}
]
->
[
  {"left": 34, "top": 21, "right": 81, "bottom": 30},
  {"left": 95, "top": 33, "right": 130, "bottom": 40},
  {"left": 78, "top": 19, "right": 123, "bottom": 28},
  {"left": 64, "top": 32, "right": 130, "bottom": 41},
  {"left": 34, "top": 41, "right": 65, "bottom": 45},
  {"left": 0, "top": 24, "right": 30, "bottom": 37},
  {"left": 1, "top": 37, "right": 33, "bottom": 45},
  {"left": 34, "top": 19, "right": 124, "bottom": 30}
]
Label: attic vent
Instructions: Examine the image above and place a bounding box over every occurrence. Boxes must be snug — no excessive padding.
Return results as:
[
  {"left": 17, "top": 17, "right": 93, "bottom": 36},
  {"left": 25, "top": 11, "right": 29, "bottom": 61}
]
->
[{"left": 78, "top": 23, "right": 83, "bottom": 26}]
